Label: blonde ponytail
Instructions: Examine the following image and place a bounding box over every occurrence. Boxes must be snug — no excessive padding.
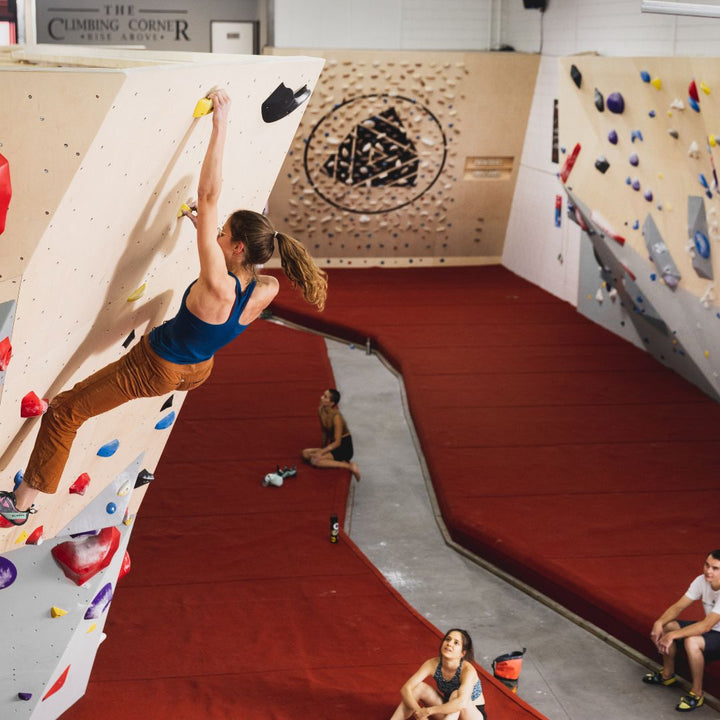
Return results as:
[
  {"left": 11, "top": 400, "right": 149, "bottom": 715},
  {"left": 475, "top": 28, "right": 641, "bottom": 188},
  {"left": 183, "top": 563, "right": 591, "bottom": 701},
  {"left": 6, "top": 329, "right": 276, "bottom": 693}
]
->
[{"left": 276, "top": 232, "right": 328, "bottom": 311}]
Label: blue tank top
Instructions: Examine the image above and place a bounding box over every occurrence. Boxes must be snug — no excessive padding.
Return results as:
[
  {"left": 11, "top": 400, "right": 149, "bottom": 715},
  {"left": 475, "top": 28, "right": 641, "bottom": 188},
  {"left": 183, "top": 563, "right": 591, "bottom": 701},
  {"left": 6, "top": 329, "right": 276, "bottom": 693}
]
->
[
  {"left": 433, "top": 659, "right": 482, "bottom": 702},
  {"left": 148, "top": 273, "right": 256, "bottom": 363}
]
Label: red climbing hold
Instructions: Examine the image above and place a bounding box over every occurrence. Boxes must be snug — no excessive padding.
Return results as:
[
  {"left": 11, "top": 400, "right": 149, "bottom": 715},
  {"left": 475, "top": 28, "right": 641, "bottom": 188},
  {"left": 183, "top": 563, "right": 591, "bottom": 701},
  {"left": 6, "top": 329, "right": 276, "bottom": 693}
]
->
[
  {"left": 21, "top": 391, "right": 48, "bottom": 417},
  {"left": 69, "top": 473, "right": 91, "bottom": 495},
  {"left": 42, "top": 665, "right": 70, "bottom": 701},
  {"left": 0, "top": 337, "right": 10, "bottom": 371},
  {"left": 0, "top": 153, "right": 10, "bottom": 235},
  {"left": 118, "top": 550, "right": 131, "bottom": 580},
  {"left": 25, "top": 525, "right": 44, "bottom": 545},
  {"left": 52, "top": 526, "right": 121, "bottom": 585},
  {"left": 689, "top": 80, "right": 699, "bottom": 102},
  {"left": 560, "top": 143, "right": 581, "bottom": 184}
]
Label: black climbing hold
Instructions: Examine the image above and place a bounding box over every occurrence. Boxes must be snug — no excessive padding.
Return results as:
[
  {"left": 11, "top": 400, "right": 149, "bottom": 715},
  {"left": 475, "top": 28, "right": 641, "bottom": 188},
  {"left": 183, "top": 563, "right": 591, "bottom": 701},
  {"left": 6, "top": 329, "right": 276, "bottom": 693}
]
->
[
  {"left": 161, "top": 395, "right": 174, "bottom": 411},
  {"left": 261, "top": 83, "right": 311, "bottom": 123},
  {"left": 595, "top": 156, "right": 610, "bottom": 173},
  {"left": 122, "top": 329, "right": 136, "bottom": 349},
  {"left": 570, "top": 64, "right": 582, "bottom": 88},
  {"left": 594, "top": 88, "right": 604, "bottom": 112},
  {"left": 134, "top": 469, "right": 154, "bottom": 489}
]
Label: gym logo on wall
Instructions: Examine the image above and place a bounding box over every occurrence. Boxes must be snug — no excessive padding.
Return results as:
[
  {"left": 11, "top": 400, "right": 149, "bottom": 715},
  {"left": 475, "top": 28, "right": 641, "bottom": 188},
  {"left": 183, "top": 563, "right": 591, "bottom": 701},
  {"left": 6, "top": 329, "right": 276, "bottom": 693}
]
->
[{"left": 304, "top": 94, "right": 447, "bottom": 214}]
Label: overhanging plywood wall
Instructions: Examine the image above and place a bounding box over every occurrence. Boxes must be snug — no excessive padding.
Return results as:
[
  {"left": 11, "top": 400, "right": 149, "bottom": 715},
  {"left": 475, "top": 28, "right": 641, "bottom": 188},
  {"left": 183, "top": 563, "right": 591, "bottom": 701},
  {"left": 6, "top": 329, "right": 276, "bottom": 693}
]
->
[
  {"left": 266, "top": 48, "right": 540, "bottom": 267},
  {"left": 0, "top": 44, "right": 323, "bottom": 718},
  {"left": 558, "top": 56, "right": 720, "bottom": 400}
]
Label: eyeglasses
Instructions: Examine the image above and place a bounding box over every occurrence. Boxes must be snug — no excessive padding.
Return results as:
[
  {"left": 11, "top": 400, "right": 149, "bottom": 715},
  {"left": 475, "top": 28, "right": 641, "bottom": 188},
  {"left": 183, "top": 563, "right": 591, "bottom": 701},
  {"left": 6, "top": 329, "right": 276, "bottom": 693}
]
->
[{"left": 217, "top": 226, "right": 230, "bottom": 239}]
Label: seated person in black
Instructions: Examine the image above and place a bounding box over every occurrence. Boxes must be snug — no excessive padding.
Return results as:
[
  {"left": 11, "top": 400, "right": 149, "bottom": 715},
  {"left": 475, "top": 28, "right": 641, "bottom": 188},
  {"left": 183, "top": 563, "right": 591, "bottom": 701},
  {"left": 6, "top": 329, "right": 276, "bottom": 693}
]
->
[{"left": 301, "top": 388, "right": 360, "bottom": 481}]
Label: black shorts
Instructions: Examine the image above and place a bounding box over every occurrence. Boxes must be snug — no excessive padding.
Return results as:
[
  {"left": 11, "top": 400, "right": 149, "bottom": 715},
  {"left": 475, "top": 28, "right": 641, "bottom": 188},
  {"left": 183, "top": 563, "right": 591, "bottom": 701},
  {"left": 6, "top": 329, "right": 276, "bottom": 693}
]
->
[
  {"left": 331, "top": 434, "right": 353, "bottom": 462},
  {"left": 677, "top": 621, "right": 720, "bottom": 661},
  {"left": 476, "top": 704, "right": 487, "bottom": 720}
]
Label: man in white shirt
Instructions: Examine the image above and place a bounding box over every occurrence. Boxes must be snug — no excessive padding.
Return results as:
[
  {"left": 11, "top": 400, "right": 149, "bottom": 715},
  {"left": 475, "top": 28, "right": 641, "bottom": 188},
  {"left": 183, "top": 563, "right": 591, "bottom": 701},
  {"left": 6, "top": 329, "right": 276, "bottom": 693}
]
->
[{"left": 642, "top": 550, "right": 720, "bottom": 712}]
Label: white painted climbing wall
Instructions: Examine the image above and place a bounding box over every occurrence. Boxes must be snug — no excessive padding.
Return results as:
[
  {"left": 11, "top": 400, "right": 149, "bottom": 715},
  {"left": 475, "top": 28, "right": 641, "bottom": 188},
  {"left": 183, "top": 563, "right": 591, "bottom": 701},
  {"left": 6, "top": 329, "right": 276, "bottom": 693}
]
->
[
  {"left": 558, "top": 56, "right": 720, "bottom": 401},
  {"left": 266, "top": 48, "right": 539, "bottom": 266},
  {"left": 0, "top": 44, "right": 323, "bottom": 718}
]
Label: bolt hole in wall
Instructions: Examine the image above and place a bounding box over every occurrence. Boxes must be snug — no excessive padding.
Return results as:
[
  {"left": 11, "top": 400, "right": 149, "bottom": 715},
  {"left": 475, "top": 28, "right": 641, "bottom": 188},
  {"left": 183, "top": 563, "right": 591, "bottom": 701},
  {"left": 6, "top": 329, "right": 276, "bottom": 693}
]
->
[{"left": 33, "top": 0, "right": 264, "bottom": 53}]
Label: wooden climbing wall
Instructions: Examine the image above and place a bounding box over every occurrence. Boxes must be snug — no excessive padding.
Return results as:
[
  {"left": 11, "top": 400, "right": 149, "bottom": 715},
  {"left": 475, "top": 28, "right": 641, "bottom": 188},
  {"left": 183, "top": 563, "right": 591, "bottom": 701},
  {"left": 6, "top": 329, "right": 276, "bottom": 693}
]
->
[
  {"left": 265, "top": 48, "right": 540, "bottom": 267},
  {"left": 0, "top": 44, "right": 322, "bottom": 718},
  {"left": 559, "top": 56, "right": 720, "bottom": 400}
]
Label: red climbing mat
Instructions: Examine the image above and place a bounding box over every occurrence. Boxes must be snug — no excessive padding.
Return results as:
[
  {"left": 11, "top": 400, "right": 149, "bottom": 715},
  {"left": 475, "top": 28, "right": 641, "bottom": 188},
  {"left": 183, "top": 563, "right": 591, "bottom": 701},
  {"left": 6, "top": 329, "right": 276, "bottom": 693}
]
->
[{"left": 0, "top": 153, "right": 11, "bottom": 235}]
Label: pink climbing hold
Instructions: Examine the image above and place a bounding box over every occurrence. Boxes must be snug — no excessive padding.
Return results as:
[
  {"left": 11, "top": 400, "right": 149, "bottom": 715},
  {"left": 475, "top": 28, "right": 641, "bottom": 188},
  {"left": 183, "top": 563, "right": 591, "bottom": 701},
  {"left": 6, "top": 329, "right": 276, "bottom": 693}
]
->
[
  {"left": 0, "top": 336, "right": 11, "bottom": 371},
  {"left": 42, "top": 665, "right": 70, "bottom": 701},
  {"left": 69, "top": 473, "right": 91, "bottom": 495},
  {"left": 51, "top": 526, "right": 121, "bottom": 585},
  {"left": 21, "top": 391, "right": 48, "bottom": 417},
  {"left": 25, "top": 525, "right": 44, "bottom": 545},
  {"left": 0, "top": 153, "right": 11, "bottom": 235}
]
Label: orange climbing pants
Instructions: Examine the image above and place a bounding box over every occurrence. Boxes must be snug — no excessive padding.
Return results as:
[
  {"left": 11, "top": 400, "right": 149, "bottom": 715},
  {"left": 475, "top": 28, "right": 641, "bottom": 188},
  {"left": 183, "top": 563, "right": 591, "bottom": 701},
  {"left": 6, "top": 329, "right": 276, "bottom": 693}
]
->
[{"left": 23, "top": 335, "right": 213, "bottom": 495}]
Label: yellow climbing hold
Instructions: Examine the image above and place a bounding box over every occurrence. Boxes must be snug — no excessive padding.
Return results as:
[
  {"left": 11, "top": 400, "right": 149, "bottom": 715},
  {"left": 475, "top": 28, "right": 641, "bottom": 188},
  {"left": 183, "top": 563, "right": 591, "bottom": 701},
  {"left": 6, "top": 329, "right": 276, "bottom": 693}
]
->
[
  {"left": 86, "top": 622, "right": 97, "bottom": 634},
  {"left": 705, "top": 350, "right": 710, "bottom": 358},
  {"left": 700, "top": 81, "right": 711, "bottom": 95},
  {"left": 651, "top": 77, "right": 662, "bottom": 90},
  {"left": 14, "top": 530, "right": 28, "bottom": 545},
  {"left": 127, "top": 283, "right": 146, "bottom": 302},
  {"left": 710, "top": 135, "right": 717, "bottom": 147},
  {"left": 193, "top": 97, "right": 213, "bottom": 117},
  {"left": 177, "top": 202, "right": 193, "bottom": 218},
  {"left": 657, "top": 172, "right": 664, "bottom": 180},
  {"left": 51, "top": 606, "right": 68, "bottom": 618}
]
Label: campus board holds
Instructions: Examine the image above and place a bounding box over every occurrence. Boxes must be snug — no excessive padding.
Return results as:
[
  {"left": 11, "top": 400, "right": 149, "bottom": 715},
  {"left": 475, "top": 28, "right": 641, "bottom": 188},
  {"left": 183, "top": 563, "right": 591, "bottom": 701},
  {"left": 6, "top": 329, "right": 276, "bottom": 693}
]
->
[
  {"left": 97, "top": 439, "right": 119, "bottom": 457},
  {"left": 606, "top": 92, "right": 625, "bottom": 114},
  {"left": 0, "top": 336, "right": 10, "bottom": 370},
  {"left": 51, "top": 526, "right": 121, "bottom": 585},
  {"left": 0, "top": 153, "right": 11, "bottom": 235},
  {"left": 570, "top": 64, "right": 582, "bottom": 88},
  {"left": 594, "top": 88, "right": 604, "bottom": 112},
  {"left": 0, "top": 556, "right": 17, "bottom": 589},
  {"left": 69, "top": 473, "right": 91, "bottom": 495},
  {"left": 261, "top": 83, "right": 311, "bottom": 123},
  {"left": 20, "top": 391, "right": 48, "bottom": 417}
]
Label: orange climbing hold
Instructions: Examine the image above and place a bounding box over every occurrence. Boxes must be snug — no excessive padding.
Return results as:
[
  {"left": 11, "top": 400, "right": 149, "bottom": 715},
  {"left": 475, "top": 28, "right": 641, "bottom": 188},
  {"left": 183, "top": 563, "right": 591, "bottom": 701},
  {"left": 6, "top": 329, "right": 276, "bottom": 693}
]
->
[{"left": 21, "top": 391, "right": 48, "bottom": 417}]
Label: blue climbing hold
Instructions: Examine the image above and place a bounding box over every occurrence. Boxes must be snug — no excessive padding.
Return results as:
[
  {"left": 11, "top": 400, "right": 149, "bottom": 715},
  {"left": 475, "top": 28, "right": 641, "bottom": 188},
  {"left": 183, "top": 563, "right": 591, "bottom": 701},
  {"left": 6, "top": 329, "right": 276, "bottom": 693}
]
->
[
  {"left": 13, "top": 470, "right": 23, "bottom": 491},
  {"left": 650, "top": 273, "right": 657, "bottom": 281},
  {"left": 97, "top": 439, "right": 119, "bottom": 457},
  {"left": 633, "top": 220, "right": 639, "bottom": 230},
  {"left": 689, "top": 96, "right": 700, "bottom": 112},
  {"left": 648, "top": 110, "right": 656, "bottom": 118},
  {"left": 694, "top": 230, "right": 711, "bottom": 258},
  {"left": 106, "top": 502, "right": 117, "bottom": 515},
  {"left": 631, "top": 130, "right": 644, "bottom": 143},
  {"left": 700, "top": 173, "right": 710, "bottom": 190},
  {"left": 608, "top": 129, "right": 618, "bottom": 144},
  {"left": 607, "top": 92, "right": 625, "bottom": 114},
  {"left": 640, "top": 70, "right": 651, "bottom": 83},
  {"left": 155, "top": 411, "right": 176, "bottom": 430}
]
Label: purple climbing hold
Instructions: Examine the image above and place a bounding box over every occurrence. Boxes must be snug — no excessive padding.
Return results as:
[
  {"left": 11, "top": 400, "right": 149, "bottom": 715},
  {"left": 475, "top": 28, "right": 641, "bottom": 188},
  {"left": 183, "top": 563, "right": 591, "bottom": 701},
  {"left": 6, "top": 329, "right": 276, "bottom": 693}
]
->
[
  {"left": 648, "top": 109, "right": 656, "bottom": 118},
  {"left": 0, "top": 556, "right": 17, "bottom": 589},
  {"left": 18, "top": 692, "right": 32, "bottom": 701},
  {"left": 644, "top": 189, "right": 653, "bottom": 202},
  {"left": 594, "top": 88, "right": 604, "bottom": 112},
  {"left": 632, "top": 179, "right": 641, "bottom": 191},
  {"left": 84, "top": 582, "right": 113, "bottom": 620},
  {"left": 608, "top": 129, "right": 618, "bottom": 144},
  {"left": 607, "top": 92, "right": 625, "bottom": 114},
  {"left": 629, "top": 153, "right": 639, "bottom": 167}
]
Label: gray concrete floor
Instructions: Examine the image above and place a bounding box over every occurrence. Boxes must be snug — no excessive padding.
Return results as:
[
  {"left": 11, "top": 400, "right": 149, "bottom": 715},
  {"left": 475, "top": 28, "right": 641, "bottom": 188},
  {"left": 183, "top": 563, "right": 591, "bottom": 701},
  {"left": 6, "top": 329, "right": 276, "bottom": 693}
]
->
[{"left": 323, "top": 338, "right": 720, "bottom": 720}]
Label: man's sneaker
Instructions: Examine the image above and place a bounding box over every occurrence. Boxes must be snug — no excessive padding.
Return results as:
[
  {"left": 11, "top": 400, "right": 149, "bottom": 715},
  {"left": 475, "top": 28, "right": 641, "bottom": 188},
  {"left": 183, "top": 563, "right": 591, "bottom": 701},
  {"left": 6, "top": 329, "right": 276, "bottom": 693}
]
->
[
  {"left": 642, "top": 671, "right": 677, "bottom": 687},
  {"left": 676, "top": 692, "right": 704, "bottom": 712},
  {"left": 0, "top": 491, "right": 37, "bottom": 526}
]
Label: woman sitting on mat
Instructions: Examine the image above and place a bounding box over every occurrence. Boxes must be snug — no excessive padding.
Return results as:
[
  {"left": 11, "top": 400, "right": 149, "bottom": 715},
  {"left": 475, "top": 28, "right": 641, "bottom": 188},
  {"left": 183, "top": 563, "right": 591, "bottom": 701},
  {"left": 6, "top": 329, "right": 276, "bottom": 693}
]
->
[
  {"left": 301, "top": 388, "right": 360, "bottom": 481},
  {"left": 0, "top": 88, "right": 327, "bottom": 527},
  {"left": 390, "top": 628, "right": 487, "bottom": 720}
]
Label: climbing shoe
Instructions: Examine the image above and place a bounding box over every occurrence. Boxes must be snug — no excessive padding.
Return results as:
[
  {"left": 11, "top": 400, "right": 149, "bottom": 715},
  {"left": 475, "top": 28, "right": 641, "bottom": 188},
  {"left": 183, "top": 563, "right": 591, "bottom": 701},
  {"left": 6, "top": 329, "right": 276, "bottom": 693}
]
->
[
  {"left": 642, "top": 671, "right": 677, "bottom": 687},
  {"left": 277, "top": 465, "right": 297, "bottom": 479},
  {"left": 0, "top": 491, "right": 37, "bottom": 526},
  {"left": 676, "top": 693, "right": 704, "bottom": 712}
]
